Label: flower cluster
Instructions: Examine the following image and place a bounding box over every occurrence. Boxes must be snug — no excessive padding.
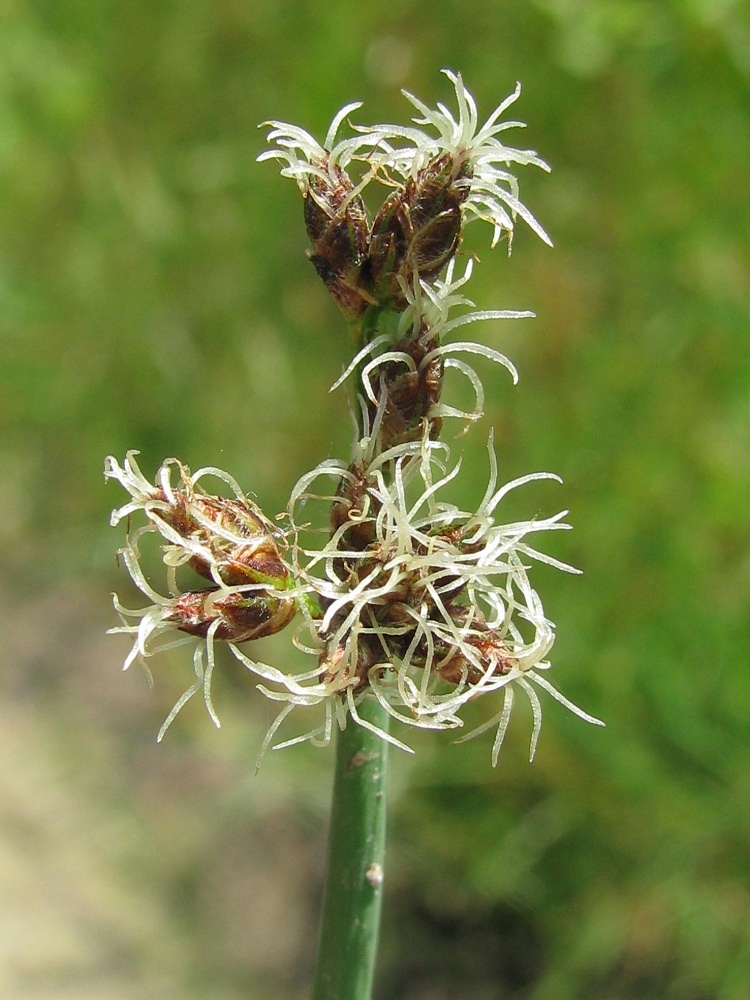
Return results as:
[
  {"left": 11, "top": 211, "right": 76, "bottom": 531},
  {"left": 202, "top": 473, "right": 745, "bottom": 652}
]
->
[
  {"left": 259, "top": 70, "right": 550, "bottom": 319},
  {"left": 105, "top": 452, "right": 296, "bottom": 740},
  {"left": 107, "top": 72, "right": 602, "bottom": 760},
  {"left": 263, "top": 432, "right": 602, "bottom": 764}
]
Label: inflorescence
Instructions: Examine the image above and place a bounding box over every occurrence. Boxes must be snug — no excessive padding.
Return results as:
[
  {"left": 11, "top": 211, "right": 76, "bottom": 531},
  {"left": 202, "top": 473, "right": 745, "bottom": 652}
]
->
[{"left": 106, "top": 71, "right": 603, "bottom": 762}]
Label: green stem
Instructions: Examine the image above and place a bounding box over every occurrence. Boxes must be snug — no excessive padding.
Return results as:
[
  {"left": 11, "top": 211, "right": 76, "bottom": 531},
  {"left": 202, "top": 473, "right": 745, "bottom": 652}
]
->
[{"left": 312, "top": 697, "right": 390, "bottom": 1000}]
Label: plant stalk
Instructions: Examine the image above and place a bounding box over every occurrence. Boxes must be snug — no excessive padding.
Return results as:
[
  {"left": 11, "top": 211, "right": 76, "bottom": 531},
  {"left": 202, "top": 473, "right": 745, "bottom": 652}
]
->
[{"left": 312, "top": 697, "right": 390, "bottom": 1000}]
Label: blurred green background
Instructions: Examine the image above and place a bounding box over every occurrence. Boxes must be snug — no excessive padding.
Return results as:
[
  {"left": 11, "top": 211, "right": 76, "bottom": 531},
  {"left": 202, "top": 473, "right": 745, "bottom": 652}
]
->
[{"left": 1, "top": 0, "right": 749, "bottom": 997}]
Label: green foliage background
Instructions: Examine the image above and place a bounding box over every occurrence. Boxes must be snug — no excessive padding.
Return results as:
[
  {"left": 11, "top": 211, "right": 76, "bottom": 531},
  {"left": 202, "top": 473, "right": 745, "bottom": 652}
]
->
[{"left": 1, "top": 1, "right": 749, "bottom": 997}]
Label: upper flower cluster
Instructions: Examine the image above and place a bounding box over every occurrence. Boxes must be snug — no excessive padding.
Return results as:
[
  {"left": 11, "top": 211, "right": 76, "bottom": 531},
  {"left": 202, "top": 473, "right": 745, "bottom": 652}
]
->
[{"left": 259, "top": 71, "right": 550, "bottom": 319}]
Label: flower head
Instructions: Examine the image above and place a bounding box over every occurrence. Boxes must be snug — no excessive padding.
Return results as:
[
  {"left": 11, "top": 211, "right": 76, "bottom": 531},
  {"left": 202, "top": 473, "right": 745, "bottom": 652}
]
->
[
  {"left": 259, "top": 105, "right": 380, "bottom": 318},
  {"left": 105, "top": 452, "right": 296, "bottom": 738},
  {"left": 363, "top": 70, "right": 552, "bottom": 250},
  {"left": 329, "top": 257, "right": 534, "bottom": 451},
  {"left": 232, "top": 436, "right": 603, "bottom": 763}
]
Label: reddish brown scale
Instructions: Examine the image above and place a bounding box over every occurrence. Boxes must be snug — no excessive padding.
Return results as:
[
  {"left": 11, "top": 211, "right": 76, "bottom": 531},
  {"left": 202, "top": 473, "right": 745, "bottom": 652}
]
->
[
  {"left": 303, "top": 161, "right": 372, "bottom": 318},
  {"left": 376, "top": 601, "right": 414, "bottom": 628},
  {"left": 366, "top": 155, "right": 473, "bottom": 306},
  {"left": 437, "top": 655, "right": 485, "bottom": 687},
  {"left": 328, "top": 466, "right": 383, "bottom": 596},
  {"left": 219, "top": 591, "right": 296, "bottom": 639},
  {"left": 318, "top": 629, "right": 384, "bottom": 692},
  {"left": 367, "top": 332, "right": 444, "bottom": 449},
  {"left": 367, "top": 189, "right": 408, "bottom": 301},
  {"left": 407, "top": 210, "right": 462, "bottom": 283},
  {"left": 330, "top": 462, "right": 379, "bottom": 551},
  {"left": 171, "top": 589, "right": 296, "bottom": 643},
  {"left": 212, "top": 543, "right": 290, "bottom": 588},
  {"left": 158, "top": 492, "right": 261, "bottom": 544},
  {"left": 398, "top": 156, "right": 470, "bottom": 285},
  {"left": 318, "top": 635, "right": 350, "bottom": 687},
  {"left": 437, "top": 625, "right": 518, "bottom": 686},
  {"left": 154, "top": 489, "right": 289, "bottom": 588},
  {"left": 204, "top": 496, "right": 267, "bottom": 537}
]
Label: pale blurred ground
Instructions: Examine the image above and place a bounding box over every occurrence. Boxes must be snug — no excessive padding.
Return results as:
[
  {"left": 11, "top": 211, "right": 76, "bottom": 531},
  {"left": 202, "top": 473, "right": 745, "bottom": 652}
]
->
[{"left": 0, "top": 582, "right": 329, "bottom": 999}]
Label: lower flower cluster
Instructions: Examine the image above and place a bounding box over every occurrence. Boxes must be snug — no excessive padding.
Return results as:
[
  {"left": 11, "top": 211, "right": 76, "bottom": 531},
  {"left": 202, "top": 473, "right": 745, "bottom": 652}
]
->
[{"left": 106, "top": 432, "right": 602, "bottom": 761}]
